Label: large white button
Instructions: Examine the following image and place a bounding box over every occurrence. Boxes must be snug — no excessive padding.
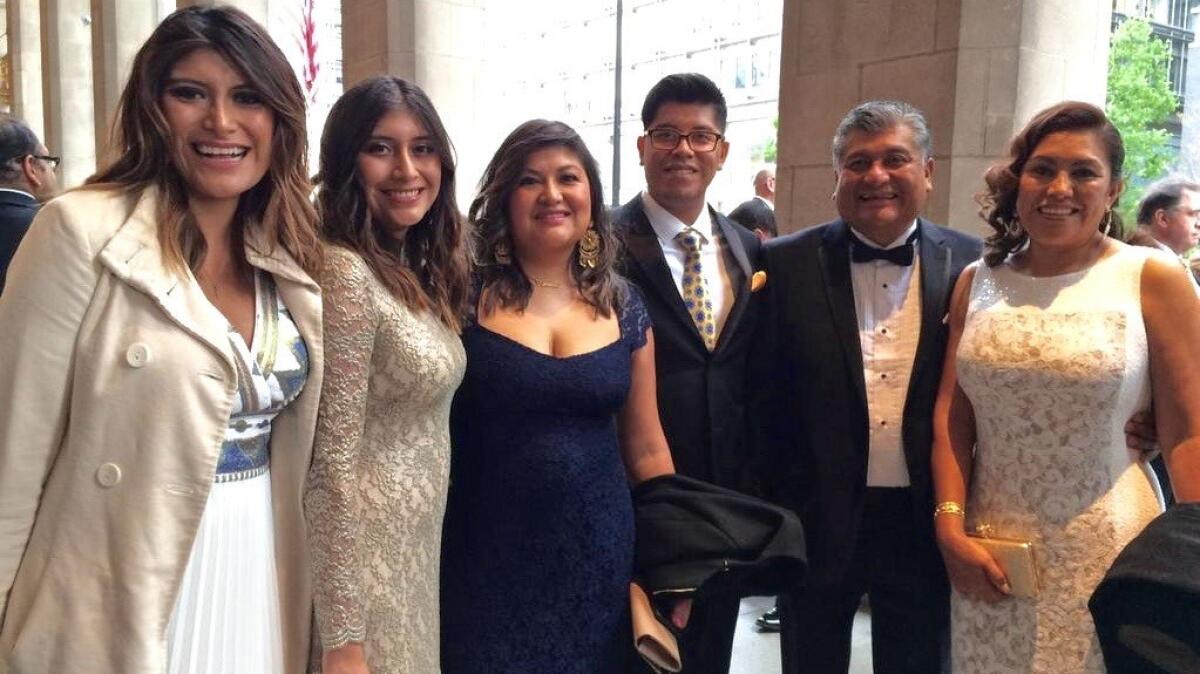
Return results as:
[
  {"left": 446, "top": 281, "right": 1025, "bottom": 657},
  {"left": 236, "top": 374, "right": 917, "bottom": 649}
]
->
[
  {"left": 96, "top": 463, "right": 122, "bottom": 487},
  {"left": 125, "top": 343, "right": 151, "bottom": 368}
]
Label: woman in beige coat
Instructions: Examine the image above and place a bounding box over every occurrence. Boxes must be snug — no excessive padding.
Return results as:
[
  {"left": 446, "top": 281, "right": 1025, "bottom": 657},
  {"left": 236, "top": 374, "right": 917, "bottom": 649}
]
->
[{"left": 0, "top": 7, "right": 323, "bottom": 674}]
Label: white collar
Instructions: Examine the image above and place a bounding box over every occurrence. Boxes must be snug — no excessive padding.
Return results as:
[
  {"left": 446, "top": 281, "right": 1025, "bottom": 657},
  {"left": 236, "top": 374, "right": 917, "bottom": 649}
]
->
[
  {"left": 755, "top": 195, "right": 775, "bottom": 211},
  {"left": 642, "top": 190, "right": 717, "bottom": 245},
  {"left": 0, "top": 187, "right": 37, "bottom": 201},
  {"left": 849, "top": 220, "right": 919, "bottom": 250}
]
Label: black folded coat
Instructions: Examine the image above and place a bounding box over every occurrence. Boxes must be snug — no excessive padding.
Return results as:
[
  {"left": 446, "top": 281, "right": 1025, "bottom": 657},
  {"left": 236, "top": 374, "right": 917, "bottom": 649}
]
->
[
  {"left": 633, "top": 473, "right": 807, "bottom": 600},
  {"left": 1089, "top": 503, "right": 1200, "bottom": 674}
]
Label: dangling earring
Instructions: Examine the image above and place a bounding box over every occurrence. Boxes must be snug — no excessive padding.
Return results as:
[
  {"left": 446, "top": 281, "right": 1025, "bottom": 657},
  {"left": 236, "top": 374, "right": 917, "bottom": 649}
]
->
[
  {"left": 493, "top": 239, "right": 511, "bottom": 265},
  {"left": 578, "top": 229, "right": 601, "bottom": 269},
  {"left": 1100, "top": 209, "right": 1114, "bottom": 238}
]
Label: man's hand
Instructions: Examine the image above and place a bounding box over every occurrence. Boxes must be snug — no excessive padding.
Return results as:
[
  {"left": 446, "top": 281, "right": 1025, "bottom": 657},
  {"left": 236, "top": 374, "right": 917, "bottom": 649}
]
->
[
  {"left": 1125, "top": 409, "right": 1159, "bottom": 459},
  {"left": 670, "top": 597, "right": 693, "bottom": 630}
]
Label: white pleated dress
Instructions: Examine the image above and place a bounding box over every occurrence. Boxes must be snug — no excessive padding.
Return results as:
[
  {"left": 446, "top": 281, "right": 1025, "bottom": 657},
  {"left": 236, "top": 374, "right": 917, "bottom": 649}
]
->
[{"left": 166, "top": 272, "right": 309, "bottom": 674}]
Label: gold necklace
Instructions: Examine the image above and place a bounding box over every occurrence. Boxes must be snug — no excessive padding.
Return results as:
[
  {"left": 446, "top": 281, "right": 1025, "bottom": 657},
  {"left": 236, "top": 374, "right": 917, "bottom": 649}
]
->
[{"left": 528, "top": 276, "right": 562, "bottom": 289}]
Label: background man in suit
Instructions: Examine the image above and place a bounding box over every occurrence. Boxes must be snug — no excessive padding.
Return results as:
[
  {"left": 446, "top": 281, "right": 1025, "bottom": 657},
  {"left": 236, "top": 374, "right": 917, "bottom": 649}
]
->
[
  {"left": 728, "top": 168, "right": 777, "bottom": 240},
  {"left": 753, "top": 100, "right": 981, "bottom": 674},
  {"left": 0, "top": 114, "right": 59, "bottom": 294},
  {"left": 1132, "top": 177, "right": 1200, "bottom": 258},
  {"left": 613, "top": 73, "right": 762, "bottom": 674}
]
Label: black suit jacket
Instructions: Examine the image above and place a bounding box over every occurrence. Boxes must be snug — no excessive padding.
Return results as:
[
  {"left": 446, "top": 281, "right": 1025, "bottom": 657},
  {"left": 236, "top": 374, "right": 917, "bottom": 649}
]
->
[
  {"left": 614, "top": 195, "right": 763, "bottom": 490},
  {"left": 728, "top": 197, "right": 776, "bottom": 236},
  {"left": 751, "top": 217, "right": 982, "bottom": 586},
  {"left": 0, "top": 191, "right": 40, "bottom": 294}
]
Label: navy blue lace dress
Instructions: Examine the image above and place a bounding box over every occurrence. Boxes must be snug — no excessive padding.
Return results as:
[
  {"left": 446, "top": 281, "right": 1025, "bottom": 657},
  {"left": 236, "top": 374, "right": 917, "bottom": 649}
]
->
[{"left": 440, "top": 289, "right": 652, "bottom": 673}]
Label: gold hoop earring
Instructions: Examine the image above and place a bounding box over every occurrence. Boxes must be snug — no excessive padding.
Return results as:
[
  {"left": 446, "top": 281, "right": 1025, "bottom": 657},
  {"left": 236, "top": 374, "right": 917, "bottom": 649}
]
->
[
  {"left": 494, "top": 240, "right": 511, "bottom": 265},
  {"left": 1100, "top": 209, "right": 1114, "bottom": 238},
  {"left": 578, "top": 229, "right": 601, "bottom": 269}
]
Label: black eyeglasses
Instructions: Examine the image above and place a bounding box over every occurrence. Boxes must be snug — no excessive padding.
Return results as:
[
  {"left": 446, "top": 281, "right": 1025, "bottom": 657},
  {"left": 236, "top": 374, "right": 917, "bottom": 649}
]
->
[
  {"left": 32, "top": 154, "right": 61, "bottom": 169},
  {"left": 645, "top": 128, "right": 724, "bottom": 153}
]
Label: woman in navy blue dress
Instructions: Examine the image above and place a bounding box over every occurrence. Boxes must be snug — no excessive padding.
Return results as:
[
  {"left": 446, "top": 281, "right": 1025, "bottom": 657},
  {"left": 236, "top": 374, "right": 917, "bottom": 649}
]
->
[{"left": 441, "top": 120, "right": 682, "bottom": 672}]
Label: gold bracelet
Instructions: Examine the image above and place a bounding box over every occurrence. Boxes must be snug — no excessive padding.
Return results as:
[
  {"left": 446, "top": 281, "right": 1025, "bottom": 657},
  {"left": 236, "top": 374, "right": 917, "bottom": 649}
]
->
[{"left": 933, "top": 501, "right": 965, "bottom": 519}]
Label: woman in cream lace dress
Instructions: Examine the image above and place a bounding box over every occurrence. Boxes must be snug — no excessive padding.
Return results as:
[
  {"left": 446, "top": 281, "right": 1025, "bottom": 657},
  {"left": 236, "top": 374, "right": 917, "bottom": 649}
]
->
[
  {"left": 931, "top": 101, "right": 1200, "bottom": 673},
  {"left": 305, "top": 77, "right": 469, "bottom": 674}
]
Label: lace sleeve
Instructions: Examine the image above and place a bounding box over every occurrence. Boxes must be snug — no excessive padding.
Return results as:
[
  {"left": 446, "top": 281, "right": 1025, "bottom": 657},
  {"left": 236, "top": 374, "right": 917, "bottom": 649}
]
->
[
  {"left": 620, "top": 284, "right": 653, "bottom": 351},
  {"left": 305, "top": 247, "right": 377, "bottom": 651}
]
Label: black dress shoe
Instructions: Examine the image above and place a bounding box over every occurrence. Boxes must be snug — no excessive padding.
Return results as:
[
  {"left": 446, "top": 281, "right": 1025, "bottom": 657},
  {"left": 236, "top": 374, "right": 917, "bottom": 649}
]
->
[{"left": 755, "top": 605, "right": 781, "bottom": 632}]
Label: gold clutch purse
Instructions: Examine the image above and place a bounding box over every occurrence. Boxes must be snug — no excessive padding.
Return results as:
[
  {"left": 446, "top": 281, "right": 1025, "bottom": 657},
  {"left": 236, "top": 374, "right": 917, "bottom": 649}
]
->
[
  {"left": 968, "top": 526, "right": 1040, "bottom": 598},
  {"left": 629, "top": 582, "right": 682, "bottom": 673}
]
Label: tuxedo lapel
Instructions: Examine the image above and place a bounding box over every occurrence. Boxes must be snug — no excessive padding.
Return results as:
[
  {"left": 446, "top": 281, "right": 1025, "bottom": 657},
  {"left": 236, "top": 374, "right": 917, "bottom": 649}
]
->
[
  {"left": 912, "top": 218, "right": 952, "bottom": 378},
  {"left": 819, "top": 221, "right": 867, "bottom": 409},
  {"left": 714, "top": 211, "right": 752, "bottom": 354},
  {"left": 622, "top": 198, "right": 705, "bottom": 343}
]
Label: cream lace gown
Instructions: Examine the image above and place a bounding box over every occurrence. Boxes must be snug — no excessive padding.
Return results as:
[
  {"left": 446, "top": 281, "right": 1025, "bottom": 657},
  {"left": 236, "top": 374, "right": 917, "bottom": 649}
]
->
[
  {"left": 306, "top": 246, "right": 465, "bottom": 673},
  {"left": 953, "top": 245, "right": 1164, "bottom": 673}
]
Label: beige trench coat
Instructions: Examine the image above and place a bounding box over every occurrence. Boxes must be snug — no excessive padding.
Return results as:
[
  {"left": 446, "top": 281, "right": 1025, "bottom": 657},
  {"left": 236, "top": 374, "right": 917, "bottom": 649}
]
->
[{"left": 0, "top": 186, "right": 323, "bottom": 673}]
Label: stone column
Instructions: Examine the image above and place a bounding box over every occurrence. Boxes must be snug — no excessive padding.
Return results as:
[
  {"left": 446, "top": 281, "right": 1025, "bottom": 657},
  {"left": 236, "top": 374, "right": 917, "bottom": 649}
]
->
[
  {"left": 342, "top": 0, "right": 487, "bottom": 206},
  {"left": 41, "top": 0, "right": 96, "bottom": 189},
  {"left": 8, "top": 0, "right": 44, "bottom": 140},
  {"left": 775, "top": 0, "right": 1112, "bottom": 236},
  {"left": 91, "top": 0, "right": 163, "bottom": 165}
]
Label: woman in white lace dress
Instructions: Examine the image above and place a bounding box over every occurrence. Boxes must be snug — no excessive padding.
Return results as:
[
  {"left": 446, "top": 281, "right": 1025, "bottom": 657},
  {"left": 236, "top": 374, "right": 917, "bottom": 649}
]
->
[
  {"left": 931, "top": 101, "right": 1200, "bottom": 673},
  {"left": 305, "top": 77, "right": 469, "bottom": 674}
]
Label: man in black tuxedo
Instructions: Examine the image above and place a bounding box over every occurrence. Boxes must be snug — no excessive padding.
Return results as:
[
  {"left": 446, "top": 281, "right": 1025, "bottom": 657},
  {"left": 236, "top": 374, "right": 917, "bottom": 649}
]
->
[
  {"left": 753, "top": 101, "right": 981, "bottom": 674},
  {"left": 613, "top": 73, "right": 762, "bottom": 674},
  {"left": 0, "top": 114, "right": 59, "bottom": 294},
  {"left": 728, "top": 168, "right": 777, "bottom": 240}
]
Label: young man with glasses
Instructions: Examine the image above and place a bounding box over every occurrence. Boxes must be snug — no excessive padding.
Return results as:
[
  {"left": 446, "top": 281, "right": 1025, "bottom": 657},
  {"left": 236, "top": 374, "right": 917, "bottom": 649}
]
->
[
  {"left": 0, "top": 113, "right": 60, "bottom": 294},
  {"left": 613, "top": 73, "right": 763, "bottom": 674}
]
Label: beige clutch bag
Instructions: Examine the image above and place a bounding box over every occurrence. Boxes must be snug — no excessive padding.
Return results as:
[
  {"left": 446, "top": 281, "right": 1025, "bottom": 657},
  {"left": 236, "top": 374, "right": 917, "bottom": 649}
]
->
[
  {"left": 968, "top": 530, "right": 1040, "bottom": 598},
  {"left": 629, "top": 582, "right": 682, "bottom": 673}
]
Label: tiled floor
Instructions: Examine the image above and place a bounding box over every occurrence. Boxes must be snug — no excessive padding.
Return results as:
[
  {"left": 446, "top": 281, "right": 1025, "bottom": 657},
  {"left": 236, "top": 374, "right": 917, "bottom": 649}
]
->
[{"left": 729, "top": 596, "right": 873, "bottom": 674}]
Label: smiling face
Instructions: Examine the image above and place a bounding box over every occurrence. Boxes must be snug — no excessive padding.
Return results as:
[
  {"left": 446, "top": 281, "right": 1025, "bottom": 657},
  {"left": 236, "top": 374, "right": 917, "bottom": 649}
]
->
[
  {"left": 356, "top": 108, "right": 442, "bottom": 242},
  {"left": 833, "top": 124, "right": 933, "bottom": 244},
  {"left": 637, "top": 101, "right": 729, "bottom": 222},
  {"left": 160, "top": 48, "right": 274, "bottom": 210},
  {"left": 1015, "top": 129, "right": 1122, "bottom": 251},
  {"left": 507, "top": 145, "right": 593, "bottom": 260}
]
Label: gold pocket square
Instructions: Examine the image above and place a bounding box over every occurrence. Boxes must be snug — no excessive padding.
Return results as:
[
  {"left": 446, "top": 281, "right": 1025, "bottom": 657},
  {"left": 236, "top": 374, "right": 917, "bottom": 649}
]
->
[{"left": 750, "top": 270, "right": 768, "bottom": 292}]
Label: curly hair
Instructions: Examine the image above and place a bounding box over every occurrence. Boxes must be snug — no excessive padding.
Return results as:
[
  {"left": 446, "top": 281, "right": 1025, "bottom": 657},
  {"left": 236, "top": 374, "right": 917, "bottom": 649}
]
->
[
  {"left": 468, "top": 119, "right": 625, "bottom": 318},
  {"left": 87, "top": 5, "right": 321, "bottom": 276},
  {"left": 314, "top": 76, "right": 469, "bottom": 332},
  {"left": 978, "top": 101, "right": 1125, "bottom": 266}
]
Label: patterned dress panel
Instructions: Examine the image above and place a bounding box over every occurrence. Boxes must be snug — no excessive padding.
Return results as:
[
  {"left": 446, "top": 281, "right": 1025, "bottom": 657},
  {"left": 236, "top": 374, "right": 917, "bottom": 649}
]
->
[
  {"left": 952, "top": 247, "right": 1163, "bottom": 674},
  {"left": 216, "top": 272, "right": 308, "bottom": 482},
  {"left": 306, "top": 246, "right": 465, "bottom": 674}
]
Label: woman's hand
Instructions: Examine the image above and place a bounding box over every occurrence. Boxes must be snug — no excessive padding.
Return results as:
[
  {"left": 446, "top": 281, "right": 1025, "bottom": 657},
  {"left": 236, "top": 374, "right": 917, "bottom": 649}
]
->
[
  {"left": 938, "top": 532, "right": 1010, "bottom": 603},
  {"left": 669, "top": 597, "right": 693, "bottom": 630},
  {"left": 323, "top": 642, "right": 370, "bottom": 674}
]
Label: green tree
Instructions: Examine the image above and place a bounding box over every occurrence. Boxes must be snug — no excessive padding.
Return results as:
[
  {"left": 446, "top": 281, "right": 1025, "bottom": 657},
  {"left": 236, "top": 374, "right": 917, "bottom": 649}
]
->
[
  {"left": 754, "top": 117, "right": 779, "bottom": 163},
  {"left": 1107, "top": 17, "right": 1178, "bottom": 226}
]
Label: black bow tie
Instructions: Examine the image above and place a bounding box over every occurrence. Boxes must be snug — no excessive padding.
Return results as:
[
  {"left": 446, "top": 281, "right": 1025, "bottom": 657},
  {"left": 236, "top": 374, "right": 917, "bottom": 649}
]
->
[{"left": 851, "top": 235, "right": 917, "bottom": 266}]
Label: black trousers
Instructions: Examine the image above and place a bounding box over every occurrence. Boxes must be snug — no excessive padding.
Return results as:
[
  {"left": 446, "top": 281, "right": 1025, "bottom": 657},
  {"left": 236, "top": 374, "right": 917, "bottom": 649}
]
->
[
  {"left": 779, "top": 488, "right": 950, "bottom": 674},
  {"left": 626, "top": 592, "right": 740, "bottom": 674}
]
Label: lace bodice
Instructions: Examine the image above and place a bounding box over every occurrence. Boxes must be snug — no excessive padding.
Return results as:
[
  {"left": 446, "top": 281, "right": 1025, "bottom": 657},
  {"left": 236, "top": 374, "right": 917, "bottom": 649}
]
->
[
  {"left": 305, "top": 246, "right": 465, "bottom": 673},
  {"left": 952, "top": 245, "right": 1163, "bottom": 673}
]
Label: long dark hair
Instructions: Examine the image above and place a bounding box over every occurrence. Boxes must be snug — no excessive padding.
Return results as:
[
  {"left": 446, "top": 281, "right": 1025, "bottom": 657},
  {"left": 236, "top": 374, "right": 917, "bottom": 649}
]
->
[
  {"left": 88, "top": 5, "right": 321, "bottom": 276},
  {"left": 469, "top": 119, "right": 624, "bottom": 318},
  {"left": 315, "top": 76, "right": 469, "bottom": 331},
  {"left": 978, "top": 101, "right": 1125, "bottom": 266}
]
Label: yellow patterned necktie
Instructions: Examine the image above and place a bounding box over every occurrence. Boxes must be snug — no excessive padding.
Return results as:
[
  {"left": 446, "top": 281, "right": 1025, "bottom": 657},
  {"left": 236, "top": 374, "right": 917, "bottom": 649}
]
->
[{"left": 676, "top": 228, "right": 716, "bottom": 350}]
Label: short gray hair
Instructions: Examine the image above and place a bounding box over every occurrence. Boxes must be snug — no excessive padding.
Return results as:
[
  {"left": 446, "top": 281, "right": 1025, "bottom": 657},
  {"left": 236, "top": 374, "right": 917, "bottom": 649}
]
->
[
  {"left": 831, "top": 100, "right": 932, "bottom": 167},
  {"left": 0, "top": 114, "right": 40, "bottom": 184},
  {"left": 1137, "top": 176, "right": 1200, "bottom": 226}
]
